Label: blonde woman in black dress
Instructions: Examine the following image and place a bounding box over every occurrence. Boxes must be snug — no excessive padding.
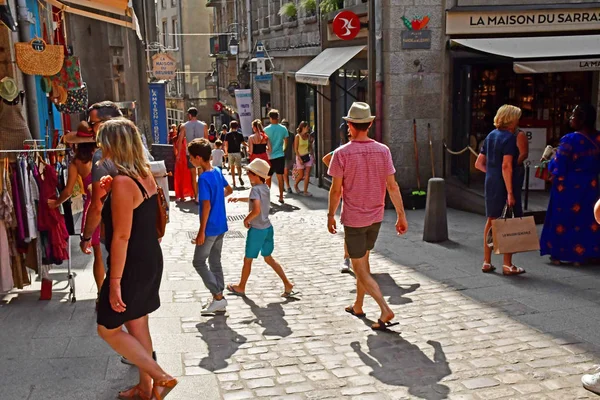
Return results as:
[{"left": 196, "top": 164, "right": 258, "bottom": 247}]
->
[{"left": 96, "top": 118, "right": 177, "bottom": 400}]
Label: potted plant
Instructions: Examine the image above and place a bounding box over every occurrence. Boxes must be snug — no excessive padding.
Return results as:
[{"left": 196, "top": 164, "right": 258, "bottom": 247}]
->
[
  {"left": 300, "top": 0, "right": 317, "bottom": 17},
  {"left": 320, "top": 0, "right": 344, "bottom": 14},
  {"left": 279, "top": 2, "right": 298, "bottom": 21}
]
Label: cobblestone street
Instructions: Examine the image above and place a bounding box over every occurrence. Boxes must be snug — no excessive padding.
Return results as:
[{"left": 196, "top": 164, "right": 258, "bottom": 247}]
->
[{"left": 2, "top": 178, "right": 600, "bottom": 399}]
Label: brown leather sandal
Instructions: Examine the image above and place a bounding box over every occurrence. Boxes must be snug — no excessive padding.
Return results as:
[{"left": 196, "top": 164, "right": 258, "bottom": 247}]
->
[
  {"left": 503, "top": 264, "right": 526, "bottom": 276},
  {"left": 118, "top": 384, "right": 151, "bottom": 400},
  {"left": 151, "top": 378, "right": 178, "bottom": 400}
]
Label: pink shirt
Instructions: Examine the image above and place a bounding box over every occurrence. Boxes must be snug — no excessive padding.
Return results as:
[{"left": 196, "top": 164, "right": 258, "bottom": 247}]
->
[{"left": 328, "top": 140, "right": 396, "bottom": 228}]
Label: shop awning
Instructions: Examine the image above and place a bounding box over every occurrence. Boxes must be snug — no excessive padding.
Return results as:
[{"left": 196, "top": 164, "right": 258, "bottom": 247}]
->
[
  {"left": 514, "top": 59, "right": 600, "bottom": 74},
  {"left": 46, "top": 0, "right": 141, "bottom": 36},
  {"left": 295, "top": 45, "right": 365, "bottom": 86},
  {"left": 450, "top": 35, "right": 600, "bottom": 59}
]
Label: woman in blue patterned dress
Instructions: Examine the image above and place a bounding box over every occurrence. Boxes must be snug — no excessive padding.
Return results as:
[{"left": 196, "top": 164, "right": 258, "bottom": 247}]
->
[
  {"left": 475, "top": 105, "right": 526, "bottom": 276},
  {"left": 540, "top": 104, "right": 600, "bottom": 265}
]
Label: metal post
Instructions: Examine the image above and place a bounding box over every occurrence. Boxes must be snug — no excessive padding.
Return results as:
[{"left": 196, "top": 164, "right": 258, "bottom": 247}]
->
[
  {"left": 442, "top": 141, "right": 447, "bottom": 179},
  {"left": 524, "top": 163, "right": 530, "bottom": 211},
  {"left": 367, "top": 0, "right": 376, "bottom": 117},
  {"left": 16, "top": 0, "right": 41, "bottom": 140}
]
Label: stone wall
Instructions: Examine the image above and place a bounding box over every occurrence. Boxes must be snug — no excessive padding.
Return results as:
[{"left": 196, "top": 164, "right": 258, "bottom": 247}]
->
[
  {"left": 382, "top": 0, "right": 447, "bottom": 190},
  {"left": 458, "top": 0, "right": 598, "bottom": 5}
]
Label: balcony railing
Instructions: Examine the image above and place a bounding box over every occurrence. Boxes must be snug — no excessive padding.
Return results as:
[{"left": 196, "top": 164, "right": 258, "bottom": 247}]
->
[{"left": 206, "top": 0, "right": 223, "bottom": 7}]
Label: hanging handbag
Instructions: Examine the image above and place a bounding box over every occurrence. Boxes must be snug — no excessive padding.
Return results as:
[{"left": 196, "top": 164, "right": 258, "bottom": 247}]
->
[
  {"left": 156, "top": 184, "right": 168, "bottom": 239},
  {"left": 534, "top": 160, "right": 551, "bottom": 182},
  {"left": 15, "top": 38, "right": 64, "bottom": 76},
  {"left": 56, "top": 83, "right": 88, "bottom": 114},
  {"left": 50, "top": 56, "right": 83, "bottom": 90}
]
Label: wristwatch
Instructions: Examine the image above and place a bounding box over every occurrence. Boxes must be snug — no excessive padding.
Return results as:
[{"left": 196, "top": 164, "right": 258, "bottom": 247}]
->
[{"left": 80, "top": 233, "right": 91, "bottom": 242}]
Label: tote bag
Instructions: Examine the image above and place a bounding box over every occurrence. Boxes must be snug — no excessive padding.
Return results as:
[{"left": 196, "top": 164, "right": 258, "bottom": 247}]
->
[{"left": 492, "top": 206, "right": 540, "bottom": 255}]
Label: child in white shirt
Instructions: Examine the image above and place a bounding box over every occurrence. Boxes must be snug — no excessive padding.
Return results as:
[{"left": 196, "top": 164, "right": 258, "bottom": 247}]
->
[{"left": 212, "top": 140, "right": 225, "bottom": 168}]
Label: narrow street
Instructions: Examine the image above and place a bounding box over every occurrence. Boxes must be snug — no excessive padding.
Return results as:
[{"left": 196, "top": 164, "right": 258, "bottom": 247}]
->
[{"left": 2, "top": 177, "right": 600, "bottom": 399}]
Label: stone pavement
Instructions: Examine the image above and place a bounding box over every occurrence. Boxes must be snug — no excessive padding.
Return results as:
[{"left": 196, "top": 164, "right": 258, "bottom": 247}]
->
[{"left": 2, "top": 174, "right": 600, "bottom": 399}]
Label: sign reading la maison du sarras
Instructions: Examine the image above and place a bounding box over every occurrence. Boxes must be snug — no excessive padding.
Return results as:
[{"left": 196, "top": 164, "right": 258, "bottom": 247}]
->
[{"left": 447, "top": 7, "right": 600, "bottom": 35}]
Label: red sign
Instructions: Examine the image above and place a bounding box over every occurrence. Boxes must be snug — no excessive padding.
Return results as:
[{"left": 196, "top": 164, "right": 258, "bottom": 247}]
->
[
  {"left": 214, "top": 102, "right": 223, "bottom": 112},
  {"left": 333, "top": 11, "right": 361, "bottom": 40}
]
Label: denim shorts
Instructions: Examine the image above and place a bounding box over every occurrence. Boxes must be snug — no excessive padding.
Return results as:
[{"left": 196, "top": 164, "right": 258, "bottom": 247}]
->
[{"left": 245, "top": 226, "right": 274, "bottom": 259}]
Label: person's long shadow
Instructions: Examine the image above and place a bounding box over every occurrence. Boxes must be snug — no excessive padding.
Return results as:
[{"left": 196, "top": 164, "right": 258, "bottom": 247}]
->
[
  {"left": 195, "top": 315, "right": 247, "bottom": 372},
  {"left": 349, "top": 273, "right": 419, "bottom": 306},
  {"left": 351, "top": 331, "right": 450, "bottom": 400},
  {"left": 241, "top": 296, "right": 295, "bottom": 338},
  {"left": 269, "top": 202, "right": 300, "bottom": 215}
]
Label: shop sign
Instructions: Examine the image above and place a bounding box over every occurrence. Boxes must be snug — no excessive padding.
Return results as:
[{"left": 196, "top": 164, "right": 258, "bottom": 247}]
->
[
  {"left": 401, "top": 30, "right": 432, "bottom": 49},
  {"left": 214, "top": 101, "right": 224, "bottom": 112},
  {"left": 447, "top": 8, "right": 600, "bottom": 35},
  {"left": 234, "top": 89, "right": 253, "bottom": 138},
  {"left": 514, "top": 59, "right": 600, "bottom": 74},
  {"left": 152, "top": 53, "right": 177, "bottom": 81},
  {"left": 149, "top": 82, "right": 167, "bottom": 144},
  {"left": 255, "top": 74, "right": 272, "bottom": 82},
  {"left": 333, "top": 11, "right": 361, "bottom": 41}
]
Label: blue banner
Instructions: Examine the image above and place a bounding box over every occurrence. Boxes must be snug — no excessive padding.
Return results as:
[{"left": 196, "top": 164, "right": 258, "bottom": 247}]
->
[{"left": 149, "top": 82, "right": 167, "bottom": 144}]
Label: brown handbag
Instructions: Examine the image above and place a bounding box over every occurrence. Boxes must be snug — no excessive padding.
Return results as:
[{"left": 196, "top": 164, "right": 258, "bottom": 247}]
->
[{"left": 156, "top": 183, "right": 168, "bottom": 239}]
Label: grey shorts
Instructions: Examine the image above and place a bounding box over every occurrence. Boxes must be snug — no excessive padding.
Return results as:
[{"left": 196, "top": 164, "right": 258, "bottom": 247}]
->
[
  {"left": 228, "top": 153, "right": 242, "bottom": 168},
  {"left": 344, "top": 222, "right": 382, "bottom": 259}
]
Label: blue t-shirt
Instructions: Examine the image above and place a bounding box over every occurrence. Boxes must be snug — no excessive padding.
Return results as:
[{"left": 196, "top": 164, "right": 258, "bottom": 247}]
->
[
  {"left": 198, "top": 167, "right": 229, "bottom": 237},
  {"left": 264, "top": 123, "right": 288, "bottom": 160}
]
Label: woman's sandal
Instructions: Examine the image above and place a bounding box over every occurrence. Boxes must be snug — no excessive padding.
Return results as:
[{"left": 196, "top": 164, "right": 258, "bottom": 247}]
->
[
  {"left": 503, "top": 264, "right": 526, "bottom": 276},
  {"left": 151, "top": 378, "right": 178, "bottom": 400},
  {"left": 118, "top": 384, "right": 151, "bottom": 400},
  {"left": 481, "top": 263, "right": 496, "bottom": 273}
]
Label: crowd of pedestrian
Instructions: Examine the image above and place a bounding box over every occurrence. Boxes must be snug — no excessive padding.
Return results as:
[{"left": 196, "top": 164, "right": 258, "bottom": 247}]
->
[{"left": 65, "top": 95, "right": 600, "bottom": 398}]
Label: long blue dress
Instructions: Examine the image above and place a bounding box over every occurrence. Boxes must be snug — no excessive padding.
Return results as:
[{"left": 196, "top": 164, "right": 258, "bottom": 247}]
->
[
  {"left": 481, "top": 129, "right": 522, "bottom": 218},
  {"left": 540, "top": 132, "right": 600, "bottom": 263}
]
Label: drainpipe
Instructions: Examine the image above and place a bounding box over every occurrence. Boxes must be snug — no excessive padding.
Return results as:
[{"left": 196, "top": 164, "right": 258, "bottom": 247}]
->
[
  {"left": 177, "top": 0, "right": 187, "bottom": 108},
  {"left": 16, "top": 0, "right": 41, "bottom": 139},
  {"left": 375, "top": 0, "right": 383, "bottom": 143}
]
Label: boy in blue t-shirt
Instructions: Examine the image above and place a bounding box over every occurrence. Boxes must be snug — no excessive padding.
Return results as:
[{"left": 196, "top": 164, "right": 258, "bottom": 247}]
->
[{"left": 188, "top": 138, "right": 233, "bottom": 314}]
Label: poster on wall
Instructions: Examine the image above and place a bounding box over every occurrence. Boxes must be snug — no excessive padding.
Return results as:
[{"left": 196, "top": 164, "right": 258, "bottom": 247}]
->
[
  {"left": 149, "top": 82, "right": 168, "bottom": 144},
  {"left": 234, "top": 89, "right": 253, "bottom": 138},
  {"left": 524, "top": 127, "right": 547, "bottom": 191}
]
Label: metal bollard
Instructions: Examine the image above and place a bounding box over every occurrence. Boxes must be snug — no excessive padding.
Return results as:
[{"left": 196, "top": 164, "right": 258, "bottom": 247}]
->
[{"left": 423, "top": 178, "right": 449, "bottom": 243}]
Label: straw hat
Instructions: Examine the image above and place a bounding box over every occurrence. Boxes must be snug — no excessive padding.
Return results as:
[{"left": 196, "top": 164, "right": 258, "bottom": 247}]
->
[
  {"left": 63, "top": 121, "right": 95, "bottom": 144},
  {"left": 0, "top": 77, "right": 19, "bottom": 102},
  {"left": 342, "top": 102, "right": 375, "bottom": 123},
  {"left": 243, "top": 159, "right": 270, "bottom": 180},
  {"left": 51, "top": 82, "right": 68, "bottom": 104}
]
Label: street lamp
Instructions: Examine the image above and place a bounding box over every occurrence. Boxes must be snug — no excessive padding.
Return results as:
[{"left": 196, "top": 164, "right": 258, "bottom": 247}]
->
[{"left": 229, "top": 37, "right": 239, "bottom": 56}]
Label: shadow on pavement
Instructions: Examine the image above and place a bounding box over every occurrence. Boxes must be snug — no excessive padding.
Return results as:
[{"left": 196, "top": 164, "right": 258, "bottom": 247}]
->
[
  {"left": 174, "top": 200, "right": 198, "bottom": 215},
  {"left": 351, "top": 333, "right": 450, "bottom": 400},
  {"left": 374, "top": 274, "right": 420, "bottom": 306},
  {"left": 240, "top": 296, "right": 296, "bottom": 338},
  {"left": 195, "top": 315, "right": 247, "bottom": 372},
  {"left": 269, "top": 202, "right": 300, "bottom": 214}
]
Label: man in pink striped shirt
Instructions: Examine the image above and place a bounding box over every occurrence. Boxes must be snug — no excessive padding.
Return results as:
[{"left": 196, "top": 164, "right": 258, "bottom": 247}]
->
[{"left": 328, "top": 102, "right": 408, "bottom": 331}]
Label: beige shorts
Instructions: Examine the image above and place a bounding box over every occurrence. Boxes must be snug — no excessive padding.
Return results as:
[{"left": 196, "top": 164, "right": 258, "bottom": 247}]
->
[{"left": 228, "top": 152, "right": 242, "bottom": 168}]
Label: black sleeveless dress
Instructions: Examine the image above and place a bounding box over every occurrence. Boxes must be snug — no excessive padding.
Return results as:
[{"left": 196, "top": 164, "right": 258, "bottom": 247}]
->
[{"left": 97, "top": 176, "right": 163, "bottom": 329}]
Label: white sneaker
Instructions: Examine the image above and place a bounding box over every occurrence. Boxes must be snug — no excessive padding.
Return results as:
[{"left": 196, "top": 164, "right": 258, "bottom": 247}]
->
[
  {"left": 341, "top": 258, "right": 351, "bottom": 273},
  {"left": 582, "top": 368, "right": 600, "bottom": 395},
  {"left": 202, "top": 298, "right": 228, "bottom": 314}
]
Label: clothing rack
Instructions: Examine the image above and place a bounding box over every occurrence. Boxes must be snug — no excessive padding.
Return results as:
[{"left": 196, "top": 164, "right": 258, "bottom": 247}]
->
[{"left": 0, "top": 148, "right": 75, "bottom": 302}]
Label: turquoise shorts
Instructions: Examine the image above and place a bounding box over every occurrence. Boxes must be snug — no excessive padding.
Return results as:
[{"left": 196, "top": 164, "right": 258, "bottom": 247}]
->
[{"left": 245, "top": 226, "right": 274, "bottom": 259}]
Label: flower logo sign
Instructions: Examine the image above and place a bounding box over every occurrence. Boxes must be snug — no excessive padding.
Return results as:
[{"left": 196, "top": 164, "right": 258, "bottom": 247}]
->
[
  {"left": 400, "top": 15, "right": 432, "bottom": 49},
  {"left": 402, "top": 15, "right": 430, "bottom": 31}
]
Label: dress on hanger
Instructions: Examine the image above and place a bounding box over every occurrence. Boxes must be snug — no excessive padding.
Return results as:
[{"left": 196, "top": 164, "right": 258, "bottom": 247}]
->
[{"left": 37, "top": 164, "right": 69, "bottom": 263}]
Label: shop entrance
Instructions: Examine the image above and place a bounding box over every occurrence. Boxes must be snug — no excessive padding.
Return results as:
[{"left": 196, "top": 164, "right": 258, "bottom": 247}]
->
[{"left": 452, "top": 59, "right": 595, "bottom": 190}]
